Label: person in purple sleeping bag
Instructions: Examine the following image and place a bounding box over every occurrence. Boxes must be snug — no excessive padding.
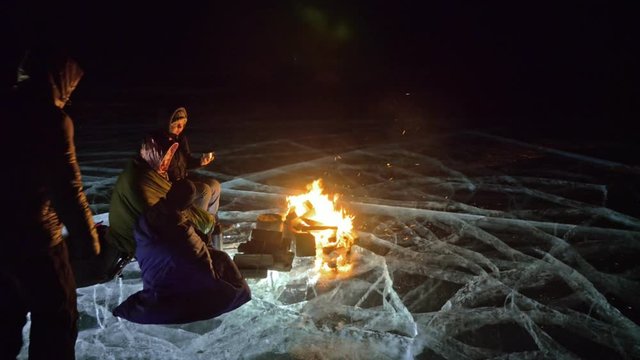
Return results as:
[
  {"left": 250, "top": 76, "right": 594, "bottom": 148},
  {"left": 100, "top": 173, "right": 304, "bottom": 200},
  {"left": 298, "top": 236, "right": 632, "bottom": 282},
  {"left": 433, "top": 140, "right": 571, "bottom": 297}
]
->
[{"left": 112, "top": 179, "right": 251, "bottom": 324}]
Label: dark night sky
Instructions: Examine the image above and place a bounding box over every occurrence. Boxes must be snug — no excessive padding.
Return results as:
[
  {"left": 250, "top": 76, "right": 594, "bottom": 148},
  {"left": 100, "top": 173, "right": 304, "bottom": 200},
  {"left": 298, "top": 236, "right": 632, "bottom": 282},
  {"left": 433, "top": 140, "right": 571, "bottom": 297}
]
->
[{"left": 3, "top": 1, "right": 637, "bottom": 133}]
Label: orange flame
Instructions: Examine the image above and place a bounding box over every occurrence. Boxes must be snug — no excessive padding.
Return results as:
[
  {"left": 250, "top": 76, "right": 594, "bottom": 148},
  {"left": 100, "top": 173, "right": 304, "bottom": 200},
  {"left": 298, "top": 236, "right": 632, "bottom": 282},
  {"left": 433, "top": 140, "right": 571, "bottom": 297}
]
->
[{"left": 287, "top": 179, "right": 355, "bottom": 272}]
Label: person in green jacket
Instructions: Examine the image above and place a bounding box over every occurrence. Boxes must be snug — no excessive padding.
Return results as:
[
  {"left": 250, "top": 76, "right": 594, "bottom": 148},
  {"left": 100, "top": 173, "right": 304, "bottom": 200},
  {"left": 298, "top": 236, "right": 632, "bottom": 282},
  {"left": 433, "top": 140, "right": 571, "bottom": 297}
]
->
[
  {"left": 73, "top": 135, "right": 215, "bottom": 288},
  {"left": 108, "top": 135, "right": 215, "bottom": 257}
]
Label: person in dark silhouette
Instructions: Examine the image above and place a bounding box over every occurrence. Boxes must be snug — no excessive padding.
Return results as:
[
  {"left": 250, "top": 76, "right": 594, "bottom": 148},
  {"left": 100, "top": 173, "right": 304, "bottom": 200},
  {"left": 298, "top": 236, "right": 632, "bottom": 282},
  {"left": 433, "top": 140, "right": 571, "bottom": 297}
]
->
[
  {"left": 0, "top": 45, "right": 100, "bottom": 359},
  {"left": 112, "top": 179, "right": 250, "bottom": 324}
]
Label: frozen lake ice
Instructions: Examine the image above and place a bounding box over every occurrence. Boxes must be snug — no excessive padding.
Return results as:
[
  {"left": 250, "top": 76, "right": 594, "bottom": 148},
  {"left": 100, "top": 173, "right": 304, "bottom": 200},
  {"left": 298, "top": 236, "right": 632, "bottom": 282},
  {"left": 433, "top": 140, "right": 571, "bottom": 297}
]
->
[{"left": 18, "top": 105, "right": 640, "bottom": 359}]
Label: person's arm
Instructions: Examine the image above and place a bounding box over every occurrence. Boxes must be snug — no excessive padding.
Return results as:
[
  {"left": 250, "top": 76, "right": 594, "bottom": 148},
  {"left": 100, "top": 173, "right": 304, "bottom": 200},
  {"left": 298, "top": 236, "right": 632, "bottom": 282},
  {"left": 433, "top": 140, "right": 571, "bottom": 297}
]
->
[
  {"left": 135, "top": 166, "right": 167, "bottom": 208},
  {"left": 49, "top": 112, "right": 100, "bottom": 256},
  {"left": 166, "top": 218, "right": 214, "bottom": 270},
  {"left": 181, "top": 135, "right": 209, "bottom": 169}
]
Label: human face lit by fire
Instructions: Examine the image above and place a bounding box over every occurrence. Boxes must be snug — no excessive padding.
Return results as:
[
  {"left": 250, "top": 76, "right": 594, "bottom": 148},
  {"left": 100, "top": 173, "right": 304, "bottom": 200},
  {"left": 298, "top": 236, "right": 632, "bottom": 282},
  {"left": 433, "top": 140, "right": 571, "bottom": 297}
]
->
[{"left": 169, "top": 119, "right": 187, "bottom": 136}]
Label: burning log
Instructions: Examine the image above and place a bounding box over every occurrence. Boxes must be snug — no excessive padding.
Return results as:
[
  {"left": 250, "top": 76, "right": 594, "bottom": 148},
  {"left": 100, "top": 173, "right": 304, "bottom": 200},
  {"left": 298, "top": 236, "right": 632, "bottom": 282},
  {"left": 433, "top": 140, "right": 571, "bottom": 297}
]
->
[
  {"left": 294, "top": 222, "right": 338, "bottom": 232},
  {"left": 285, "top": 179, "right": 357, "bottom": 273},
  {"left": 293, "top": 232, "right": 316, "bottom": 257},
  {"left": 233, "top": 179, "right": 357, "bottom": 277}
]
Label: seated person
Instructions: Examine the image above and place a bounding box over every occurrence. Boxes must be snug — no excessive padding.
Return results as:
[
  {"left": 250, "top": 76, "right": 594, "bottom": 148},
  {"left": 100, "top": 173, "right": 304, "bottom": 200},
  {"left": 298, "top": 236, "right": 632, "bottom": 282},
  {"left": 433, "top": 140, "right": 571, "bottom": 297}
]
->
[
  {"left": 108, "top": 135, "right": 215, "bottom": 255},
  {"left": 82, "top": 136, "right": 214, "bottom": 289},
  {"left": 112, "top": 179, "right": 251, "bottom": 324},
  {"left": 152, "top": 107, "right": 221, "bottom": 217}
]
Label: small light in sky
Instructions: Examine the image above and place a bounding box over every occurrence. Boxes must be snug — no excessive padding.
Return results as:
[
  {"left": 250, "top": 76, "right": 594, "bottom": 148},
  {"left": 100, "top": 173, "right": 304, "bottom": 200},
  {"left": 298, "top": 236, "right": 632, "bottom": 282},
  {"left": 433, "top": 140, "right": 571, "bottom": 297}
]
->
[
  {"left": 386, "top": 163, "right": 391, "bottom": 167},
  {"left": 405, "top": 92, "right": 411, "bottom": 96},
  {"left": 402, "top": 130, "right": 406, "bottom": 135}
]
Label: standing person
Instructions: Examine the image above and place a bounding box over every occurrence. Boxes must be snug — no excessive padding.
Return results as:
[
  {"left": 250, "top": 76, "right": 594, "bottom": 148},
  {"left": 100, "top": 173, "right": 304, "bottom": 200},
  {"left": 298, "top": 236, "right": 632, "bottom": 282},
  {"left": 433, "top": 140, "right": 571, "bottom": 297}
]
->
[
  {"left": 113, "top": 179, "right": 251, "bottom": 324},
  {"left": 0, "top": 46, "right": 100, "bottom": 359}
]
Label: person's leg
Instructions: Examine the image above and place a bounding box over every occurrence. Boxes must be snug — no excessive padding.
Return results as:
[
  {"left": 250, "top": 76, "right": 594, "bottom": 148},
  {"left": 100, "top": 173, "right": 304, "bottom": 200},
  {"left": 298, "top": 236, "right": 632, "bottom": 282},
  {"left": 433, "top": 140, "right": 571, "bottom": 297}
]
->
[
  {"left": 0, "top": 269, "right": 28, "bottom": 359},
  {"left": 192, "top": 181, "right": 213, "bottom": 213},
  {"left": 204, "top": 179, "right": 223, "bottom": 248},
  {"left": 189, "top": 174, "right": 221, "bottom": 218},
  {"left": 205, "top": 179, "right": 221, "bottom": 217},
  {"left": 27, "top": 242, "right": 79, "bottom": 360},
  {"left": 191, "top": 176, "right": 222, "bottom": 248}
]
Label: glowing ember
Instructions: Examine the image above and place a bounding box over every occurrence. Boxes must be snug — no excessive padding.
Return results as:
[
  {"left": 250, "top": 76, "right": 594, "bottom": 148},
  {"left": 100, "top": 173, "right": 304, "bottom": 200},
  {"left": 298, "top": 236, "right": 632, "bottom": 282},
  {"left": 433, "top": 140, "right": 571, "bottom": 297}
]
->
[{"left": 287, "top": 179, "right": 355, "bottom": 272}]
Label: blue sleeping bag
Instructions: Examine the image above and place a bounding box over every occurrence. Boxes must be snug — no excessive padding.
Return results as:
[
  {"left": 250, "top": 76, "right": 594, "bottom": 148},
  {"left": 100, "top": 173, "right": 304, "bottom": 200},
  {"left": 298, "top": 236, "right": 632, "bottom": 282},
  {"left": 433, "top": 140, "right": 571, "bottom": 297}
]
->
[{"left": 112, "top": 201, "right": 250, "bottom": 324}]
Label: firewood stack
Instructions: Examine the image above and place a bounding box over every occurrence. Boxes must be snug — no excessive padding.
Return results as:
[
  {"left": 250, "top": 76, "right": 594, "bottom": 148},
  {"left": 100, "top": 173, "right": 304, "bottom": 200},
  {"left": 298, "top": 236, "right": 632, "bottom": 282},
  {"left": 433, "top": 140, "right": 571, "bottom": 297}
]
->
[{"left": 233, "top": 213, "right": 295, "bottom": 278}]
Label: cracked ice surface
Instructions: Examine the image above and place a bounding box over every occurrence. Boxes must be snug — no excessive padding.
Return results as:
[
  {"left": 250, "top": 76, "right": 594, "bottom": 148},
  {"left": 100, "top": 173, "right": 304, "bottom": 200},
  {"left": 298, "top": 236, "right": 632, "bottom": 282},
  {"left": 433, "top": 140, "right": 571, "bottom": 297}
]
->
[{"left": 19, "top": 118, "right": 640, "bottom": 359}]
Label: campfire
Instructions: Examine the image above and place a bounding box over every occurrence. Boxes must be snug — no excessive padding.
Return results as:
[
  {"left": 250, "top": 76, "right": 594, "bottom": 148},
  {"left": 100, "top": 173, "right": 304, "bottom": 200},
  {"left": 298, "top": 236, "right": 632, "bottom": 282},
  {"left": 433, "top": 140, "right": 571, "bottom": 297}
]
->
[
  {"left": 286, "top": 179, "right": 356, "bottom": 273},
  {"left": 232, "top": 179, "right": 356, "bottom": 278}
]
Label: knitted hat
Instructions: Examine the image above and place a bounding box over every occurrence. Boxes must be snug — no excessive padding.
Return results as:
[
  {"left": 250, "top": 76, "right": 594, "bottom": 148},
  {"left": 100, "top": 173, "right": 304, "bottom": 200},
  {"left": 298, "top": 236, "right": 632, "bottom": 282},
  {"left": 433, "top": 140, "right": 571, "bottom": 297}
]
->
[
  {"left": 165, "top": 179, "right": 196, "bottom": 210},
  {"left": 170, "top": 107, "right": 188, "bottom": 123}
]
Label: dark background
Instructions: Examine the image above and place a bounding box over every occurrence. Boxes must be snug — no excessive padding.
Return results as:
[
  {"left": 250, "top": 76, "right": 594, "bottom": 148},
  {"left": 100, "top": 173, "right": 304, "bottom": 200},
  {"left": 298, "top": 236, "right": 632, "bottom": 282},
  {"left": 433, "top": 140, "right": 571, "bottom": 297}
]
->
[{"left": 2, "top": 1, "right": 637, "bottom": 138}]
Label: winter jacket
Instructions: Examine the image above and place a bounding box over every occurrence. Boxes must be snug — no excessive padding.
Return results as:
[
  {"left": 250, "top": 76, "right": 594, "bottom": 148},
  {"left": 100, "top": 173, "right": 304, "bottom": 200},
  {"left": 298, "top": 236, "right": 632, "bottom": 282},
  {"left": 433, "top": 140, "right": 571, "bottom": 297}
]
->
[
  {"left": 168, "top": 131, "right": 202, "bottom": 182},
  {"left": 5, "top": 49, "right": 99, "bottom": 260},
  {"left": 152, "top": 108, "right": 202, "bottom": 182},
  {"left": 112, "top": 200, "right": 251, "bottom": 324},
  {"left": 107, "top": 157, "right": 171, "bottom": 255},
  {"left": 107, "top": 157, "right": 215, "bottom": 257},
  {"left": 154, "top": 130, "right": 202, "bottom": 182}
]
